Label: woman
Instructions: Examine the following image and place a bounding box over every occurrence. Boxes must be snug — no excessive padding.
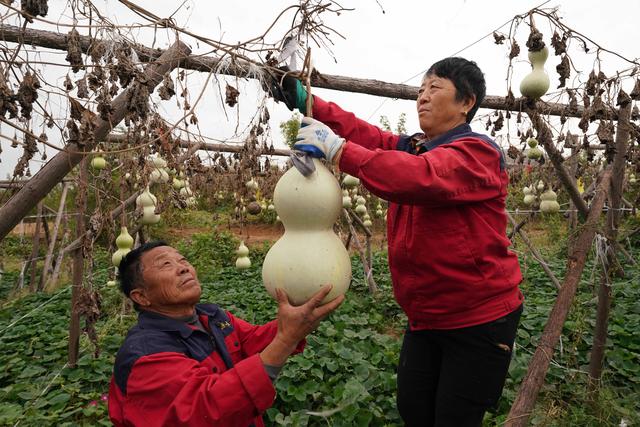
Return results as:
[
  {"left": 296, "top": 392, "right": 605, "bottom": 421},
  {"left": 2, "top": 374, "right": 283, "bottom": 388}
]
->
[{"left": 270, "top": 57, "right": 523, "bottom": 426}]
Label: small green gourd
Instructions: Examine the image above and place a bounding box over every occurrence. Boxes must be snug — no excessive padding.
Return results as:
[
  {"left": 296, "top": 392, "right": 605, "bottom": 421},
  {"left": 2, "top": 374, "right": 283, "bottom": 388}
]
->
[
  {"left": 111, "top": 226, "right": 134, "bottom": 267},
  {"left": 526, "top": 138, "right": 543, "bottom": 160},
  {"left": 520, "top": 46, "right": 550, "bottom": 99},
  {"left": 91, "top": 155, "right": 107, "bottom": 170}
]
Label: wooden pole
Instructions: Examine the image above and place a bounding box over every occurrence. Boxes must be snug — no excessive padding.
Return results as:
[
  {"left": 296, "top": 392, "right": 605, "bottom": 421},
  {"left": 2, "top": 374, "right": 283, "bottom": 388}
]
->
[
  {"left": 0, "top": 40, "right": 192, "bottom": 241},
  {"left": 69, "top": 159, "right": 88, "bottom": 368},
  {"left": 0, "top": 24, "right": 618, "bottom": 120},
  {"left": 27, "top": 201, "right": 43, "bottom": 292},
  {"left": 506, "top": 168, "right": 612, "bottom": 427},
  {"left": 105, "top": 133, "right": 292, "bottom": 157},
  {"left": 588, "top": 93, "right": 632, "bottom": 388},
  {"left": 40, "top": 182, "right": 70, "bottom": 290}
]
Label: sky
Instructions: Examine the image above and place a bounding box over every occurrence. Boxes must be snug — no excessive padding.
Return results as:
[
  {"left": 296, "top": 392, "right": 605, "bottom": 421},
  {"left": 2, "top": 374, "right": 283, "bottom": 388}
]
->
[{"left": 0, "top": 0, "right": 638, "bottom": 178}]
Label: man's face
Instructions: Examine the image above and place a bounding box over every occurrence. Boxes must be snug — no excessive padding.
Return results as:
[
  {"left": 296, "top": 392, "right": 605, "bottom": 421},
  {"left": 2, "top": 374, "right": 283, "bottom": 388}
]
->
[{"left": 134, "top": 246, "right": 202, "bottom": 311}]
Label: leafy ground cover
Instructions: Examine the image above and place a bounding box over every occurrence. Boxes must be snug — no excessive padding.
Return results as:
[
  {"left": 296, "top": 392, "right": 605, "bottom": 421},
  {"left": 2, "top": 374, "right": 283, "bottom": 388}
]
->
[{"left": 0, "top": 225, "right": 638, "bottom": 426}]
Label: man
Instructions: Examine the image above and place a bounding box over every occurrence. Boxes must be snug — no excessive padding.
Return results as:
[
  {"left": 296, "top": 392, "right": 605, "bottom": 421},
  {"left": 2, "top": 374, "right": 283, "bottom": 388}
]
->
[{"left": 108, "top": 241, "right": 344, "bottom": 427}]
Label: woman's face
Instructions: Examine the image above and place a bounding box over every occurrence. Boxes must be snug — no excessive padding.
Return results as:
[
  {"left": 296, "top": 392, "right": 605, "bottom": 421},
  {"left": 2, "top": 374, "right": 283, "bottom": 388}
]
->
[{"left": 416, "top": 74, "right": 475, "bottom": 139}]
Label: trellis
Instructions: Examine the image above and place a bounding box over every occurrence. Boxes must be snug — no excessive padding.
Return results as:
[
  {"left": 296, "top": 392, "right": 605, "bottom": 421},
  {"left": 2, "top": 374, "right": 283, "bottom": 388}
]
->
[{"left": 0, "top": 4, "right": 638, "bottom": 426}]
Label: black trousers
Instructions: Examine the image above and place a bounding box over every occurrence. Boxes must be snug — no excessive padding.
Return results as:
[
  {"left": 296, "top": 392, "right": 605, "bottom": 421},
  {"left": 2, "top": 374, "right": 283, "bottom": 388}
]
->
[{"left": 397, "top": 305, "right": 523, "bottom": 427}]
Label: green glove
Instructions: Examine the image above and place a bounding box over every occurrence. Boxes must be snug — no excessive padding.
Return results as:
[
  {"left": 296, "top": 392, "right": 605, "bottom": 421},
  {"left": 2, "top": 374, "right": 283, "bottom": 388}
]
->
[{"left": 266, "top": 67, "right": 309, "bottom": 114}]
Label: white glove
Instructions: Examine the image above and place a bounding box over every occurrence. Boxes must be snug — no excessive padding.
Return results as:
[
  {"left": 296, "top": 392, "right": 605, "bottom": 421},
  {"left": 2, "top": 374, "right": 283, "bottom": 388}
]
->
[{"left": 293, "top": 117, "right": 345, "bottom": 163}]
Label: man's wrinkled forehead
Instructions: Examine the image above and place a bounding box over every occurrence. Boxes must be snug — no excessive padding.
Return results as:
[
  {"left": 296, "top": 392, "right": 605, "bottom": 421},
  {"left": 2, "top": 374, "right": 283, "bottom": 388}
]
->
[{"left": 141, "top": 246, "right": 181, "bottom": 268}]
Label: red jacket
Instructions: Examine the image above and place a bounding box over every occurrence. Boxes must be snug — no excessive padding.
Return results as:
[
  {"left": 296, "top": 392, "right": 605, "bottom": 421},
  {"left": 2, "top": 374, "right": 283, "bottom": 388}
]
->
[
  {"left": 109, "top": 304, "right": 303, "bottom": 427},
  {"left": 314, "top": 97, "right": 523, "bottom": 330}
]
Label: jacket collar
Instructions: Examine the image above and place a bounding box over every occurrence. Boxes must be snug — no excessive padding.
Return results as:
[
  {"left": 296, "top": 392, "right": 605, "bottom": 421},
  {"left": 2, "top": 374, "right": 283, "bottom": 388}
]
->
[
  {"left": 418, "top": 123, "right": 471, "bottom": 153},
  {"left": 137, "top": 304, "right": 221, "bottom": 339}
]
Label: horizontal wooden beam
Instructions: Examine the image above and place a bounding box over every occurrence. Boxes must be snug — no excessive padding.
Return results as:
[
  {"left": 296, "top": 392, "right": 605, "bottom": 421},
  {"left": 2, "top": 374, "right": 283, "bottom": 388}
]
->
[{"left": 0, "top": 24, "right": 619, "bottom": 120}]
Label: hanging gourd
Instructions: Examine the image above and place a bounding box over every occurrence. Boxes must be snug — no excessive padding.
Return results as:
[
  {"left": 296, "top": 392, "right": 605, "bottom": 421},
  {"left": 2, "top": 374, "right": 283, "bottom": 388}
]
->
[
  {"left": 262, "top": 158, "right": 351, "bottom": 305},
  {"left": 172, "top": 176, "right": 186, "bottom": 190},
  {"left": 136, "top": 186, "right": 161, "bottom": 225},
  {"left": 355, "top": 196, "right": 367, "bottom": 215},
  {"left": 180, "top": 185, "right": 193, "bottom": 198},
  {"left": 539, "top": 189, "right": 560, "bottom": 213},
  {"left": 520, "top": 45, "right": 550, "bottom": 99},
  {"left": 111, "top": 226, "right": 134, "bottom": 267},
  {"left": 536, "top": 180, "right": 545, "bottom": 192},
  {"left": 149, "top": 156, "right": 170, "bottom": 185},
  {"left": 342, "top": 174, "right": 360, "bottom": 188},
  {"left": 245, "top": 178, "right": 259, "bottom": 191},
  {"left": 526, "top": 138, "right": 543, "bottom": 160},
  {"left": 523, "top": 186, "right": 536, "bottom": 206},
  {"left": 630, "top": 173, "right": 637, "bottom": 184},
  {"left": 363, "top": 213, "right": 373, "bottom": 228},
  {"left": 235, "top": 241, "right": 251, "bottom": 270},
  {"left": 342, "top": 190, "right": 352, "bottom": 208},
  {"left": 107, "top": 280, "right": 117, "bottom": 287},
  {"left": 375, "top": 203, "right": 383, "bottom": 217},
  {"left": 91, "top": 154, "right": 107, "bottom": 170}
]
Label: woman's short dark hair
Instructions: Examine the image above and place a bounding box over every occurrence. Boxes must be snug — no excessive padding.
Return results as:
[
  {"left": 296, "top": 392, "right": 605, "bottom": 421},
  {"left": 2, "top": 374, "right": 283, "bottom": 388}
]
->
[
  {"left": 118, "top": 241, "right": 168, "bottom": 306},
  {"left": 425, "top": 57, "right": 486, "bottom": 122}
]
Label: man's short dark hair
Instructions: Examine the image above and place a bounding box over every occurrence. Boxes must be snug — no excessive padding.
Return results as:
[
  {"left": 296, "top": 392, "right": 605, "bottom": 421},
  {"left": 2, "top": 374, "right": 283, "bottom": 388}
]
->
[
  {"left": 118, "top": 241, "right": 168, "bottom": 307},
  {"left": 425, "top": 57, "right": 486, "bottom": 122}
]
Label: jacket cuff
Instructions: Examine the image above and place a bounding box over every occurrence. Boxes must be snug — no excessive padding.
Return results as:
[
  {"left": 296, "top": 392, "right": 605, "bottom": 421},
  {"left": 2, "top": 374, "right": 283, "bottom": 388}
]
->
[
  {"left": 338, "top": 141, "right": 371, "bottom": 177},
  {"left": 234, "top": 354, "right": 276, "bottom": 412}
]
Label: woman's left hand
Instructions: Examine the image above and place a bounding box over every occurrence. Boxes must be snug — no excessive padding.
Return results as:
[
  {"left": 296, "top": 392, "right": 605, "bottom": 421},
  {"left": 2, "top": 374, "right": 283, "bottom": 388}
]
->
[{"left": 293, "top": 117, "right": 345, "bottom": 163}]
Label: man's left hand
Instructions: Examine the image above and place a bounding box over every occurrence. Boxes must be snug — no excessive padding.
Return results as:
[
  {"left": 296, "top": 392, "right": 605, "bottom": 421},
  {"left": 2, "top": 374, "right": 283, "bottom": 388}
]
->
[{"left": 293, "top": 117, "right": 345, "bottom": 163}]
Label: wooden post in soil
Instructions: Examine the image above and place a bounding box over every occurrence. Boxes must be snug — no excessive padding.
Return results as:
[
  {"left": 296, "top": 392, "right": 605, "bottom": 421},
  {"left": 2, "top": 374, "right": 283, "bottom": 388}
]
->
[
  {"left": 40, "top": 182, "right": 70, "bottom": 290},
  {"left": 588, "top": 93, "right": 632, "bottom": 389},
  {"left": 27, "top": 201, "right": 44, "bottom": 292},
  {"left": 505, "top": 168, "right": 613, "bottom": 427},
  {"left": 69, "top": 159, "right": 88, "bottom": 368},
  {"left": 0, "top": 40, "right": 192, "bottom": 241}
]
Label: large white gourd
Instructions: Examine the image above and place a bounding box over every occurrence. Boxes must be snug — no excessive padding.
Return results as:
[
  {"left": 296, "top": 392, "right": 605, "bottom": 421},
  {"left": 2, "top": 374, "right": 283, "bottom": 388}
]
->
[
  {"left": 520, "top": 46, "right": 550, "bottom": 99},
  {"left": 262, "top": 158, "right": 351, "bottom": 306}
]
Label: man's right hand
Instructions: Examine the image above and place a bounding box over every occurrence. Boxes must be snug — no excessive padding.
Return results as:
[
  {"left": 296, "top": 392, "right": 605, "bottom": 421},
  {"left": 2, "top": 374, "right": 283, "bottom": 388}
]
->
[
  {"left": 264, "top": 67, "right": 309, "bottom": 114},
  {"left": 260, "top": 285, "right": 344, "bottom": 367}
]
